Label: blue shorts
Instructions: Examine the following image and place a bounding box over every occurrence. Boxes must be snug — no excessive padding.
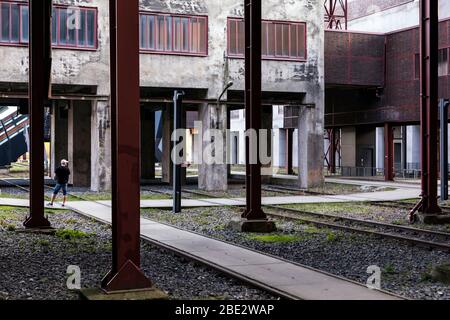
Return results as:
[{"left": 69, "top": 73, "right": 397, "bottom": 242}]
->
[{"left": 53, "top": 184, "right": 68, "bottom": 196}]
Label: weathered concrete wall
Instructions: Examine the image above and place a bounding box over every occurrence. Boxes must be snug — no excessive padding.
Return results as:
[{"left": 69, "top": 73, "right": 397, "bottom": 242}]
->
[{"left": 0, "top": 0, "right": 325, "bottom": 190}]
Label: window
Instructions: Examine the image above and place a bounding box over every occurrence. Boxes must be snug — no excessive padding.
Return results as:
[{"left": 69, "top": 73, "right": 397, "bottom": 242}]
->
[
  {"left": 227, "top": 18, "right": 307, "bottom": 61},
  {"left": 415, "top": 49, "right": 449, "bottom": 79},
  {"left": 52, "top": 6, "right": 97, "bottom": 48},
  {"left": 140, "top": 13, "right": 207, "bottom": 55},
  {"left": 0, "top": 1, "right": 27, "bottom": 45},
  {"left": 438, "top": 48, "right": 448, "bottom": 77},
  {"left": 0, "top": 2, "right": 97, "bottom": 49}
]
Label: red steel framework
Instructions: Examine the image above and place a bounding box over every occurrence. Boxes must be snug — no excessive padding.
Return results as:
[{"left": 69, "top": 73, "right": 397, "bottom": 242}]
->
[
  {"left": 384, "top": 123, "right": 394, "bottom": 181},
  {"left": 101, "top": 0, "right": 153, "bottom": 292},
  {"left": 324, "top": 0, "right": 348, "bottom": 30},
  {"left": 24, "top": 0, "right": 52, "bottom": 229},
  {"left": 324, "top": 128, "right": 340, "bottom": 174},
  {"left": 243, "top": 0, "right": 266, "bottom": 221},
  {"left": 418, "top": 0, "right": 441, "bottom": 214}
]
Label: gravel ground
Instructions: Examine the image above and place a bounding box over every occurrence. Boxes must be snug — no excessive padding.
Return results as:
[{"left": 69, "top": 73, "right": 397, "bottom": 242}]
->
[
  {"left": 282, "top": 202, "right": 450, "bottom": 233},
  {"left": 142, "top": 206, "right": 450, "bottom": 300},
  {"left": 0, "top": 206, "right": 277, "bottom": 300}
]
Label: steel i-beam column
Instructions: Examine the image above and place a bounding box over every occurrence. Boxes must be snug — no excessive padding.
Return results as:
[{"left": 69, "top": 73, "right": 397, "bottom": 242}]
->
[
  {"left": 440, "top": 99, "right": 449, "bottom": 201},
  {"left": 384, "top": 123, "right": 394, "bottom": 181},
  {"left": 329, "top": 129, "right": 337, "bottom": 174},
  {"left": 102, "top": 0, "right": 153, "bottom": 292},
  {"left": 243, "top": 0, "right": 265, "bottom": 220},
  {"left": 420, "top": 0, "right": 441, "bottom": 214},
  {"left": 24, "top": 0, "right": 52, "bottom": 229},
  {"left": 286, "top": 129, "right": 294, "bottom": 175}
]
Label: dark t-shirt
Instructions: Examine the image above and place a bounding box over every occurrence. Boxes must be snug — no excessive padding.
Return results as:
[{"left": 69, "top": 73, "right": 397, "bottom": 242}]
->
[{"left": 55, "top": 166, "right": 71, "bottom": 184}]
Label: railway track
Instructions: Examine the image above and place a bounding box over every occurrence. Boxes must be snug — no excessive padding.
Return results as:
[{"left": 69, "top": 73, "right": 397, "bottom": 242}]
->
[
  {"left": 3, "top": 180, "right": 450, "bottom": 252},
  {"left": 177, "top": 188, "right": 450, "bottom": 252}
]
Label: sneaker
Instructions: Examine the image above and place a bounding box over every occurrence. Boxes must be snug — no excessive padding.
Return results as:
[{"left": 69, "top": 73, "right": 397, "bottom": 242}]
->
[
  {"left": 47, "top": 203, "right": 53, "bottom": 207},
  {"left": 62, "top": 204, "right": 65, "bottom": 207}
]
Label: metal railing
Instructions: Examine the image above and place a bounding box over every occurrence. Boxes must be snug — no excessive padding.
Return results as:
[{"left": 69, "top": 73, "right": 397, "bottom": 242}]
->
[{"left": 325, "top": 166, "right": 423, "bottom": 180}]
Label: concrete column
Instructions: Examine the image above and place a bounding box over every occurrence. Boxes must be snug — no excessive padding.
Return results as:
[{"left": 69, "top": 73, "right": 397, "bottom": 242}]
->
[
  {"left": 68, "top": 101, "right": 92, "bottom": 187},
  {"left": 376, "top": 127, "right": 385, "bottom": 170},
  {"left": 401, "top": 126, "right": 407, "bottom": 171},
  {"left": 298, "top": 107, "right": 324, "bottom": 189},
  {"left": 161, "top": 104, "right": 173, "bottom": 184},
  {"left": 90, "top": 100, "right": 111, "bottom": 191},
  {"left": 261, "top": 106, "right": 273, "bottom": 178},
  {"left": 50, "top": 103, "right": 68, "bottom": 176},
  {"left": 198, "top": 103, "right": 228, "bottom": 191},
  {"left": 407, "top": 125, "right": 421, "bottom": 170},
  {"left": 141, "top": 107, "right": 155, "bottom": 180}
]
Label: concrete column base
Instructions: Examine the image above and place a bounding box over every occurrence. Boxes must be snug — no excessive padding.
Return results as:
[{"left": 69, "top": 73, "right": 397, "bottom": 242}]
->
[
  {"left": 420, "top": 214, "right": 450, "bottom": 225},
  {"left": 79, "top": 287, "right": 168, "bottom": 301},
  {"left": 229, "top": 218, "right": 277, "bottom": 233}
]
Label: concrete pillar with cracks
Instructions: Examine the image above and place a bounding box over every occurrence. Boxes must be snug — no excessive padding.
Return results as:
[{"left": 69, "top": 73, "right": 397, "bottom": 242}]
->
[
  {"left": 261, "top": 106, "right": 273, "bottom": 179},
  {"left": 90, "top": 100, "right": 111, "bottom": 192},
  {"left": 298, "top": 107, "right": 324, "bottom": 189},
  {"left": 68, "top": 101, "right": 92, "bottom": 187},
  {"left": 198, "top": 103, "right": 228, "bottom": 192},
  {"left": 50, "top": 103, "right": 68, "bottom": 176}
]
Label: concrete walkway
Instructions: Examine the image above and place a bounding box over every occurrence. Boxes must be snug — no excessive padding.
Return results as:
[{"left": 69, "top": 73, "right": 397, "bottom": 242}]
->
[
  {"left": 0, "top": 186, "right": 420, "bottom": 210},
  {"left": 0, "top": 196, "right": 404, "bottom": 299},
  {"left": 53, "top": 200, "right": 404, "bottom": 299}
]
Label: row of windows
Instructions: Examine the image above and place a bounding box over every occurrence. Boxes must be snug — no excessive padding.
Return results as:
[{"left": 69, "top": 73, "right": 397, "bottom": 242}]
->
[
  {"left": 0, "top": 2, "right": 308, "bottom": 61},
  {"left": 0, "top": 2, "right": 96, "bottom": 48},
  {"left": 140, "top": 14, "right": 208, "bottom": 55},
  {"left": 414, "top": 48, "right": 450, "bottom": 79},
  {"left": 228, "top": 19, "right": 307, "bottom": 60}
]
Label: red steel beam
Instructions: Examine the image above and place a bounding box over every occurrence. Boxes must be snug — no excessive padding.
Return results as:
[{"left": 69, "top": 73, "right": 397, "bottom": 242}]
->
[
  {"left": 243, "top": 0, "right": 266, "bottom": 220},
  {"left": 384, "top": 123, "right": 394, "bottom": 181},
  {"left": 101, "top": 0, "right": 153, "bottom": 292},
  {"left": 24, "top": 0, "right": 52, "bottom": 229},
  {"left": 419, "top": 0, "right": 441, "bottom": 214},
  {"left": 324, "top": 0, "right": 348, "bottom": 30},
  {"left": 329, "top": 129, "right": 337, "bottom": 174}
]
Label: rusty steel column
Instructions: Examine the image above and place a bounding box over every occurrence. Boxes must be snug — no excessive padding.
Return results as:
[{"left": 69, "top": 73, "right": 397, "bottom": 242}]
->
[
  {"left": 419, "top": 0, "right": 441, "bottom": 214},
  {"left": 286, "top": 129, "right": 294, "bottom": 175},
  {"left": 384, "top": 123, "right": 394, "bottom": 181},
  {"left": 102, "top": 0, "right": 153, "bottom": 292},
  {"left": 329, "top": 129, "right": 337, "bottom": 174},
  {"left": 24, "top": 0, "right": 52, "bottom": 229},
  {"left": 243, "top": 0, "right": 266, "bottom": 220}
]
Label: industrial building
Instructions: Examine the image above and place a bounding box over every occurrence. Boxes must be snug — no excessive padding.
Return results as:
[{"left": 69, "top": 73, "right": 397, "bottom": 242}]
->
[
  {"left": 1, "top": 0, "right": 324, "bottom": 191},
  {"left": 1, "top": 0, "right": 450, "bottom": 303}
]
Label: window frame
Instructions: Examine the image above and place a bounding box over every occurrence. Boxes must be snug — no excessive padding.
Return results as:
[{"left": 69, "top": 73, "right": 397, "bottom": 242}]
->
[
  {"left": 227, "top": 17, "right": 308, "bottom": 62},
  {"left": 139, "top": 11, "right": 208, "bottom": 57},
  {"left": 0, "top": 0, "right": 28, "bottom": 46},
  {"left": 414, "top": 47, "right": 450, "bottom": 79},
  {"left": 0, "top": 1, "right": 98, "bottom": 51}
]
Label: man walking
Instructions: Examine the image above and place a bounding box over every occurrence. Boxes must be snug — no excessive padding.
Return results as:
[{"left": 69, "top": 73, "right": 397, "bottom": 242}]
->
[{"left": 48, "top": 159, "right": 71, "bottom": 207}]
